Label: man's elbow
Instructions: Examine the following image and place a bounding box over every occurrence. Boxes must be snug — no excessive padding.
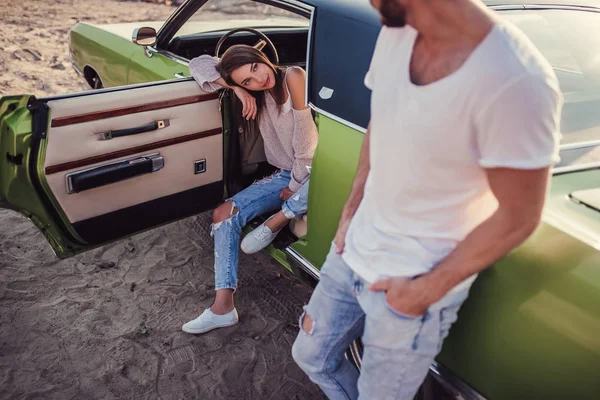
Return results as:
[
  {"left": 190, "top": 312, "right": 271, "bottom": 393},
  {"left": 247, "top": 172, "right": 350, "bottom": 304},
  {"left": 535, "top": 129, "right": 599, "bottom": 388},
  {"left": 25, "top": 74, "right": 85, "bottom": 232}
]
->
[{"left": 511, "top": 212, "right": 543, "bottom": 243}]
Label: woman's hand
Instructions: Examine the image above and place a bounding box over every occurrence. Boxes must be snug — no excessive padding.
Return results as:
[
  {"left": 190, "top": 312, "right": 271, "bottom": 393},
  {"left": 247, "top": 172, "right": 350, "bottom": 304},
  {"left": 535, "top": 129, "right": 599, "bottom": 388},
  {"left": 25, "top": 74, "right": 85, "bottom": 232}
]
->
[
  {"left": 280, "top": 187, "right": 294, "bottom": 201},
  {"left": 232, "top": 86, "right": 257, "bottom": 120}
]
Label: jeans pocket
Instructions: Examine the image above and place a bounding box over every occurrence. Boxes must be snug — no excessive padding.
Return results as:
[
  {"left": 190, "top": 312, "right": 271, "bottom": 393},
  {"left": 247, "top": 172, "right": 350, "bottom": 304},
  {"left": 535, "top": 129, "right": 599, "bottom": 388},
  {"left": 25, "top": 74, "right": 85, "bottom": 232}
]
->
[{"left": 382, "top": 294, "right": 425, "bottom": 321}]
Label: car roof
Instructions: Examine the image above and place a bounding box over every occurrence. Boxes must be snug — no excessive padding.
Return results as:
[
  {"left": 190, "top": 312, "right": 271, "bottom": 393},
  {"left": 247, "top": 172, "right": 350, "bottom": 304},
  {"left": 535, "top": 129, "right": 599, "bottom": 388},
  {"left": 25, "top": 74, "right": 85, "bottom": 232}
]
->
[{"left": 300, "top": 0, "right": 600, "bottom": 22}]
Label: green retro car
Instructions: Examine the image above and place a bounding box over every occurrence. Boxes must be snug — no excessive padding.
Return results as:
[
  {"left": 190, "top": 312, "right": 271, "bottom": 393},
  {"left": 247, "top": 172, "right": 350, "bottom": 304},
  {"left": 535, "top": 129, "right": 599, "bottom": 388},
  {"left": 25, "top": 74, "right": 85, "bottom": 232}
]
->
[{"left": 1, "top": 0, "right": 599, "bottom": 398}]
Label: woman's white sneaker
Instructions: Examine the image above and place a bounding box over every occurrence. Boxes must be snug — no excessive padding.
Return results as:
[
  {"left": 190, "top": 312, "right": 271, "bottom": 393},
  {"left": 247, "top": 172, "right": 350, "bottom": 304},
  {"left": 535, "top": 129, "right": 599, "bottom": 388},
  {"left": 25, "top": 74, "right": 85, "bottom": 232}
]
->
[
  {"left": 181, "top": 308, "right": 238, "bottom": 334},
  {"left": 241, "top": 220, "right": 281, "bottom": 254}
]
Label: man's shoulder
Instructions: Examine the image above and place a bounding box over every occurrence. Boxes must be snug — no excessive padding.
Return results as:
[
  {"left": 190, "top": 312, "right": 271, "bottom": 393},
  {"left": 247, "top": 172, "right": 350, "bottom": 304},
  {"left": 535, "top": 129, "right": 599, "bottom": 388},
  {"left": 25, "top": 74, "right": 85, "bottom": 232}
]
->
[
  {"left": 473, "top": 21, "right": 559, "bottom": 101},
  {"left": 486, "top": 21, "right": 557, "bottom": 83}
]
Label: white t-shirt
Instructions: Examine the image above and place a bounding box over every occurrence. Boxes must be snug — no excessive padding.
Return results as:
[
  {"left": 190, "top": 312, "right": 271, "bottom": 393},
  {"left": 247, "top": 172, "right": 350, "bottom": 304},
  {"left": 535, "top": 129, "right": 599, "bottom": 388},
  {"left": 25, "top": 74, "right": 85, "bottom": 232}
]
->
[{"left": 342, "top": 23, "right": 563, "bottom": 286}]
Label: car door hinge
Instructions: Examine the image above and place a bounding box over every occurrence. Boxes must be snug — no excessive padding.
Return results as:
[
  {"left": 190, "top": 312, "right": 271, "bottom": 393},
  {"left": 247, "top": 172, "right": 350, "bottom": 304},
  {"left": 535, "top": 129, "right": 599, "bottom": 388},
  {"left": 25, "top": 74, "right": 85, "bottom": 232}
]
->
[
  {"left": 6, "top": 152, "right": 23, "bottom": 166},
  {"left": 27, "top": 97, "right": 49, "bottom": 139}
]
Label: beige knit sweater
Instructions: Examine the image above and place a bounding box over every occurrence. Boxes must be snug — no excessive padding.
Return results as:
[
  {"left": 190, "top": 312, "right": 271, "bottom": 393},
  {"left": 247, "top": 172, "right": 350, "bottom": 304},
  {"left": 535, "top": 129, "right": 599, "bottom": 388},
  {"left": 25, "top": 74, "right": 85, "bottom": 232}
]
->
[{"left": 189, "top": 55, "right": 318, "bottom": 192}]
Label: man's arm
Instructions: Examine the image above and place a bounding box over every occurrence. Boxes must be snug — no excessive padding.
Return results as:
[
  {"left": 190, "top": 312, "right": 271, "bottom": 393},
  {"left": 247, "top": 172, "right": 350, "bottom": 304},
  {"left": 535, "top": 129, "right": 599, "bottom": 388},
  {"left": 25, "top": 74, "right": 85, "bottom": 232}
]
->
[
  {"left": 334, "top": 124, "right": 371, "bottom": 253},
  {"left": 371, "top": 166, "right": 551, "bottom": 315}
]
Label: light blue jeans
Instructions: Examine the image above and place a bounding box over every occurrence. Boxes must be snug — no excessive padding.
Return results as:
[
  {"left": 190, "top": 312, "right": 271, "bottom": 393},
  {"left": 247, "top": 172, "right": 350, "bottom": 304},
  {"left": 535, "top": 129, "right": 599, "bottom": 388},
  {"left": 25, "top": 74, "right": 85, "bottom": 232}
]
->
[
  {"left": 292, "top": 244, "right": 470, "bottom": 400},
  {"left": 212, "top": 170, "right": 309, "bottom": 291}
]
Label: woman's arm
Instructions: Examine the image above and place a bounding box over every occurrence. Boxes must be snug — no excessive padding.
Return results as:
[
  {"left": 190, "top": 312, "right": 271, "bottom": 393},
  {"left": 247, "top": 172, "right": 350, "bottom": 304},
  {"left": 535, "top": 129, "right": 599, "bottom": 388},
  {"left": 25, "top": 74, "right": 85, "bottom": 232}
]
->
[
  {"left": 188, "top": 55, "right": 257, "bottom": 120},
  {"left": 188, "top": 55, "right": 225, "bottom": 92},
  {"left": 287, "top": 67, "right": 318, "bottom": 192}
]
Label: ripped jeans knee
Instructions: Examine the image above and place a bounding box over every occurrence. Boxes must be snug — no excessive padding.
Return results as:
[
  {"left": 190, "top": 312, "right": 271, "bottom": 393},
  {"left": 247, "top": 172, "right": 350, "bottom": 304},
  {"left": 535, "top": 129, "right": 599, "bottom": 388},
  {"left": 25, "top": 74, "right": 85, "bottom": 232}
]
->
[
  {"left": 211, "top": 201, "right": 239, "bottom": 236},
  {"left": 299, "top": 306, "right": 315, "bottom": 335},
  {"left": 212, "top": 200, "right": 242, "bottom": 291},
  {"left": 292, "top": 306, "right": 329, "bottom": 379}
]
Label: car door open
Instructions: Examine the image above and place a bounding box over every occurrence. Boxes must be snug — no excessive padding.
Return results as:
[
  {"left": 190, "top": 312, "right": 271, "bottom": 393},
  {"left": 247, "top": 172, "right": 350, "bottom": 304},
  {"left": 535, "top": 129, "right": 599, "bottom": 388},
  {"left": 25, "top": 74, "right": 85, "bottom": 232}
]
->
[{"left": 0, "top": 79, "right": 224, "bottom": 258}]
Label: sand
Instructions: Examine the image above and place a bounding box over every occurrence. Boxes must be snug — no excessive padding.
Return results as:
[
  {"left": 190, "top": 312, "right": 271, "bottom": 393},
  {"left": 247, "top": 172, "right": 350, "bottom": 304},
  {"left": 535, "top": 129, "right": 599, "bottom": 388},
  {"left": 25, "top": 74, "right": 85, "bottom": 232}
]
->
[{"left": 0, "top": 1, "right": 325, "bottom": 398}]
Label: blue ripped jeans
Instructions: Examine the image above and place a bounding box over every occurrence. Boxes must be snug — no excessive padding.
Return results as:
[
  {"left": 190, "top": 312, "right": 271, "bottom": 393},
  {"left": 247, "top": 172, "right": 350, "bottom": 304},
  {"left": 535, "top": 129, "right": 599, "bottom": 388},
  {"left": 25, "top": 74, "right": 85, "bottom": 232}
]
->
[
  {"left": 212, "top": 170, "right": 309, "bottom": 291},
  {"left": 292, "top": 244, "right": 470, "bottom": 400}
]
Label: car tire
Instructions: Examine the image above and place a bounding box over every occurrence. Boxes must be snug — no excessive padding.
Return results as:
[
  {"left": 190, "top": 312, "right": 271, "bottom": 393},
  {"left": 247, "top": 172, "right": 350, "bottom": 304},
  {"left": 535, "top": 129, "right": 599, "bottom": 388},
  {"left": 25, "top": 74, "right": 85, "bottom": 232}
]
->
[
  {"left": 83, "top": 67, "right": 103, "bottom": 90},
  {"left": 92, "top": 75, "right": 103, "bottom": 90}
]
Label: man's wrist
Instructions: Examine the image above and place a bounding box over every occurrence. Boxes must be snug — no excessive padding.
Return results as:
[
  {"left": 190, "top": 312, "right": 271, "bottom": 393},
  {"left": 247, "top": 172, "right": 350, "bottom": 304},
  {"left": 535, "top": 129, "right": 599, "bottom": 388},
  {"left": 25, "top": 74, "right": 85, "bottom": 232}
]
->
[
  {"left": 412, "top": 270, "right": 454, "bottom": 306},
  {"left": 341, "top": 203, "right": 358, "bottom": 220}
]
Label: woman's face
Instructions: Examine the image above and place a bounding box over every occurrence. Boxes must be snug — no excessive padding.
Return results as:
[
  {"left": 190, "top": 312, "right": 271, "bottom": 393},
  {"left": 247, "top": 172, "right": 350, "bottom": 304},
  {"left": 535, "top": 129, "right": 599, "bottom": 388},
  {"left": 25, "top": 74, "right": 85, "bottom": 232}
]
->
[{"left": 230, "top": 62, "right": 276, "bottom": 91}]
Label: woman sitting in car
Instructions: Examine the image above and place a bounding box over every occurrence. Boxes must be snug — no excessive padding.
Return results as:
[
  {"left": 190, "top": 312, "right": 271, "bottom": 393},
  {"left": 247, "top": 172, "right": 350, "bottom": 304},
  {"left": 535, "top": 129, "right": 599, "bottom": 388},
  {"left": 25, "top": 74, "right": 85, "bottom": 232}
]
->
[{"left": 182, "top": 44, "right": 317, "bottom": 334}]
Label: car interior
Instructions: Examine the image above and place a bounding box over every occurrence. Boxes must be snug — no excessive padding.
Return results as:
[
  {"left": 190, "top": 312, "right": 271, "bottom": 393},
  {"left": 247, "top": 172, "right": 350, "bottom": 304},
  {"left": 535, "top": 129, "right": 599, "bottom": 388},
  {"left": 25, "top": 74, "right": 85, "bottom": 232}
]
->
[{"left": 167, "top": 28, "right": 308, "bottom": 69}]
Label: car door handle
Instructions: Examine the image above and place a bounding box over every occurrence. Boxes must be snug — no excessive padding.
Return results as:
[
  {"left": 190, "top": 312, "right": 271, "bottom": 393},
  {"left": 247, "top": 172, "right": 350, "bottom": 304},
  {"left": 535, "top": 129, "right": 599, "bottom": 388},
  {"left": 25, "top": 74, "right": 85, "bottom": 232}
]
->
[
  {"left": 98, "top": 119, "right": 169, "bottom": 141},
  {"left": 66, "top": 153, "right": 164, "bottom": 194},
  {"left": 174, "top": 72, "right": 186, "bottom": 79}
]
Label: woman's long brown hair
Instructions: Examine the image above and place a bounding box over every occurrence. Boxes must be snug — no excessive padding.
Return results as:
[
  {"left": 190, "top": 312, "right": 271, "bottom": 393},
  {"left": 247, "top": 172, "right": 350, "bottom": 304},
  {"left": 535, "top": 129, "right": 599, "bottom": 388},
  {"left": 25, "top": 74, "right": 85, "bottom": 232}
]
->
[{"left": 216, "top": 45, "right": 287, "bottom": 136}]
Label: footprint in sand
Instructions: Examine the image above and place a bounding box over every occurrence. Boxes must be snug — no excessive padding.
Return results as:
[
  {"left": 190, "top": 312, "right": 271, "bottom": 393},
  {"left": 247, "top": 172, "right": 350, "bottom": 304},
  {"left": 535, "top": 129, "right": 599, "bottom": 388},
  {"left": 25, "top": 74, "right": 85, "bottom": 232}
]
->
[
  {"left": 12, "top": 48, "right": 43, "bottom": 62},
  {"left": 7, "top": 279, "right": 39, "bottom": 292}
]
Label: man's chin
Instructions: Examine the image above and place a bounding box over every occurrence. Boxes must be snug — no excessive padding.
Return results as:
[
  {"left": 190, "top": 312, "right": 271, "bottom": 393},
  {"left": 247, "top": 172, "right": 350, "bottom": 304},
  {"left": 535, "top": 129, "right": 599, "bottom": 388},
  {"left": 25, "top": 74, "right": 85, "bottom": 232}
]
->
[{"left": 382, "top": 18, "right": 406, "bottom": 28}]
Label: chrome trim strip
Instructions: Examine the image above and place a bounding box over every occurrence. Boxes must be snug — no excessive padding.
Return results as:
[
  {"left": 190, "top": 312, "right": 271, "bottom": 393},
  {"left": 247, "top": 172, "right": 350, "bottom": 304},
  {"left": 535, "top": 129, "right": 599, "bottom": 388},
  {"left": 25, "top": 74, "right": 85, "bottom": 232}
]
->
[
  {"left": 560, "top": 139, "right": 600, "bottom": 151},
  {"left": 305, "top": 8, "right": 315, "bottom": 107},
  {"left": 284, "top": 246, "right": 321, "bottom": 280},
  {"left": 154, "top": 48, "right": 190, "bottom": 66},
  {"left": 70, "top": 53, "right": 84, "bottom": 76},
  {"left": 279, "top": 0, "right": 313, "bottom": 10},
  {"left": 269, "top": 0, "right": 313, "bottom": 16},
  {"left": 71, "top": 64, "right": 84, "bottom": 77},
  {"left": 524, "top": 4, "right": 600, "bottom": 12},
  {"left": 309, "top": 103, "right": 368, "bottom": 133},
  {"left": 430, "top": 362, "right": 488, "bottom": 400},
  {"left": 553, "top": 162, "right": 600, "bottom": 175},
  {"left": 490, "top": 5, "right": 525, "bottom": 10}
]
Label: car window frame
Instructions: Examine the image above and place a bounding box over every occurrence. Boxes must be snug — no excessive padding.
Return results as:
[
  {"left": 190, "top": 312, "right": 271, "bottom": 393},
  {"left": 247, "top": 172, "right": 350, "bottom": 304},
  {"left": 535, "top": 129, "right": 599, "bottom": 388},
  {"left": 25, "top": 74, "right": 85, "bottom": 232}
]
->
[
  {"left": 140, "top": 0, "right": 314, "bottom": 80},
  {"left": 156, "top": 0, "right": 311, "bottom": 50}
]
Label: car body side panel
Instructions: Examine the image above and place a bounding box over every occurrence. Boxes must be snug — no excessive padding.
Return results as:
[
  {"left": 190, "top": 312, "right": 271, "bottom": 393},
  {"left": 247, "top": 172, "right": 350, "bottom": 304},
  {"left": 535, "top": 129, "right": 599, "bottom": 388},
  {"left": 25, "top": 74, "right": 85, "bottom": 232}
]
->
[
  {"left": 127, "top": 48, "right": 187, "bottom": 85},
  {"left": 437, "top": 169, "right": 600, "bottom": 399},
  {"left": 291, "top": 114, "right": 363, "bottom": 268},
  {"left": 291, "top": 114, "right": 600, "bottom": 398},
  {"left": 70, "top": 23, "right": 139, "bottom": 88}
]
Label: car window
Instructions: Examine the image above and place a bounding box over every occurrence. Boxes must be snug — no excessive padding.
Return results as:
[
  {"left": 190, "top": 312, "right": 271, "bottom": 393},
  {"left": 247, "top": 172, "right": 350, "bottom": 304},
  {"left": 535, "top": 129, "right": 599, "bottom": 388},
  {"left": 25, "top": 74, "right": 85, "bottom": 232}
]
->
[
  {"left": 309, "top": 9, "right": 380, "bottom": 130},
  {"left": 501, "top": 9, "right": 600, "bottom": 168},
  {"left": 173, "top": 0, "right": 306, "bottom": 38}
]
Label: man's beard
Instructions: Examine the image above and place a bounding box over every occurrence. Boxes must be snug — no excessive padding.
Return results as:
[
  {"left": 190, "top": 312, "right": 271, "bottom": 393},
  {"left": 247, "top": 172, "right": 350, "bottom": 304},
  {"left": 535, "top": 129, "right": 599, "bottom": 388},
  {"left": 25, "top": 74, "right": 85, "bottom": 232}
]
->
[{"left": 379, "top": 0, "right": 407, "bottom": 27}]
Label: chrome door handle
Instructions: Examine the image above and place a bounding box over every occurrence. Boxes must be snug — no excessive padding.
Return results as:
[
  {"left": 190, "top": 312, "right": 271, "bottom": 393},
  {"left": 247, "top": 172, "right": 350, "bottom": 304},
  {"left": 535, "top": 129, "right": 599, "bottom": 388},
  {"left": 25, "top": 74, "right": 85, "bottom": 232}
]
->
[{"left": 66, "top": 153, "right": 164, "bottom": 194}]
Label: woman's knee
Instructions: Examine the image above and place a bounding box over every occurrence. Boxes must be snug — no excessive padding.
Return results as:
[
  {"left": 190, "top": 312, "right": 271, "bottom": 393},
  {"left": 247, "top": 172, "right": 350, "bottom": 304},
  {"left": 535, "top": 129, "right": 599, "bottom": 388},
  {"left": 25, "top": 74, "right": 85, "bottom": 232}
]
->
[{"left": 212, "top": 201, "right": 238, "bottom": 224}]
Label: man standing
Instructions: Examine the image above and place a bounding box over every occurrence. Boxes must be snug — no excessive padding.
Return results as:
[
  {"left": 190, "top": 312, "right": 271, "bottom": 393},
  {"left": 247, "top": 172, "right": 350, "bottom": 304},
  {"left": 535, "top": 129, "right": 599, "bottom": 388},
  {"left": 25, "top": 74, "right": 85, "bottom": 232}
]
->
[{"left": 292, "top": 0, "right": 562, "bottom": 399}]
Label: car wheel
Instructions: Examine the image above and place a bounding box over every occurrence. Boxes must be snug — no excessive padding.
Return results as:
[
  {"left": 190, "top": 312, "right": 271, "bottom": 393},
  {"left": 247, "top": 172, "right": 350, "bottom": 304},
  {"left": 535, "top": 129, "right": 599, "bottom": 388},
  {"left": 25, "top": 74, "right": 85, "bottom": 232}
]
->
[
  {"left": 83, "top": 67, "right": 103, "bottom": 90},
  {"left": 91, "top": 75, "right": 103, "bottom": 90}
]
